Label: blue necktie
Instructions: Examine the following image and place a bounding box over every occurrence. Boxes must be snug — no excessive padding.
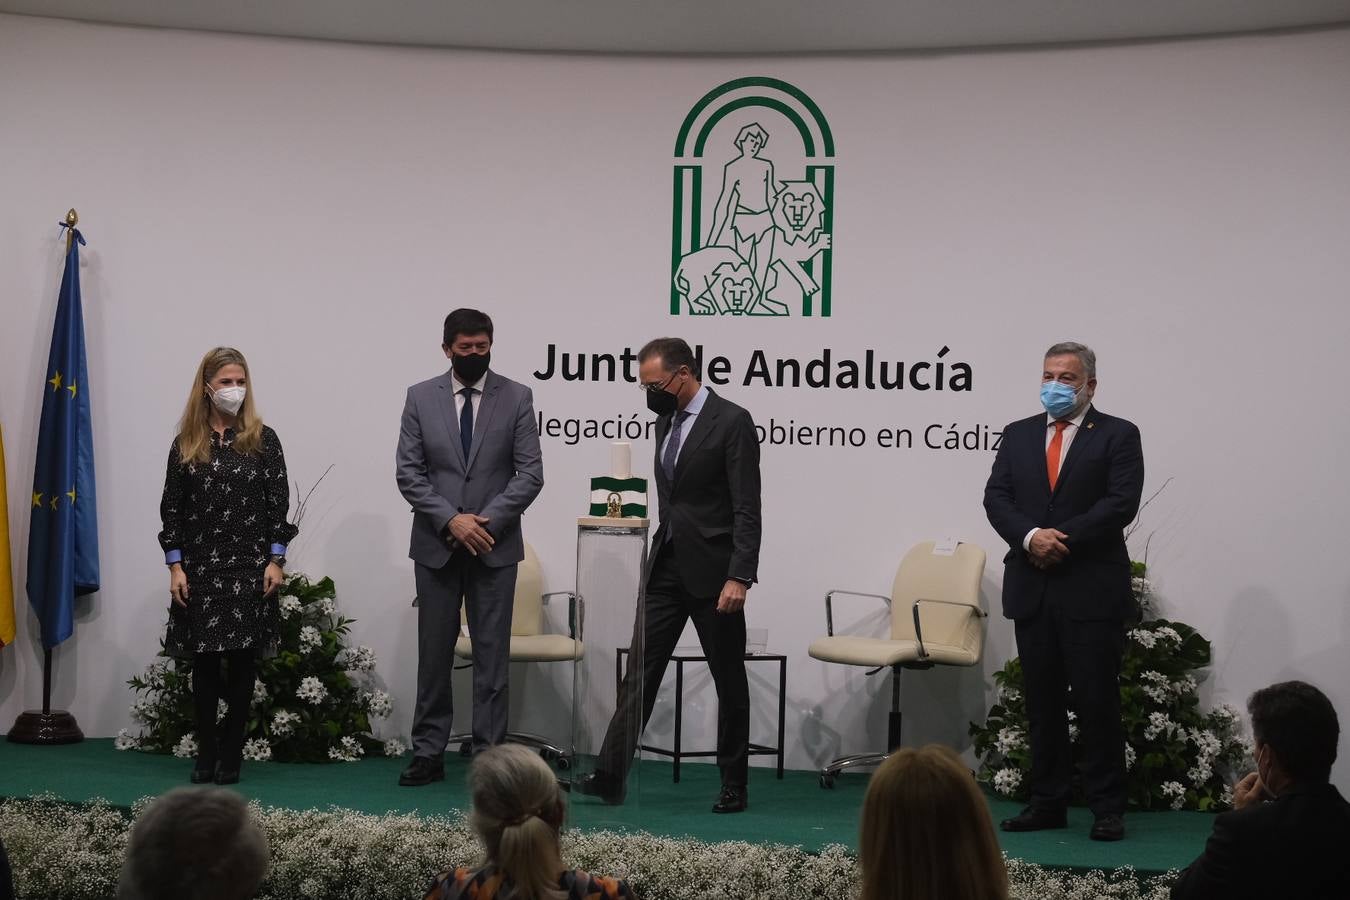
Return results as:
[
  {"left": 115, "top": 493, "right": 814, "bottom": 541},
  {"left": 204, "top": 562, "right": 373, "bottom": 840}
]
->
[
  {"left": 662, "top": 410, "right": 691, "bottom": 482},
  {"left": 459, "top": 387, "right": 475, "bottom": 461}
]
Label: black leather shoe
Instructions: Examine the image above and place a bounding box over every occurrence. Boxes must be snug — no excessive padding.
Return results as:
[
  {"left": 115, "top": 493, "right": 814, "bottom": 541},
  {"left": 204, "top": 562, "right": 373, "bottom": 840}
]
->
[
  {"left": 574, "top": 772, "right": 625, "bottom": 805},
  {"left": 1000, "top": 806, "right": 1068, "bottom": 832},
  {"left": 214, "top": 768, "right": 240, "bottom": 785},
  {"left": 190, "top": 764, "right": 215, "bottom": 784},
  {"left": 1090, "top": 813, "right": 1125, "bottom": 842},
  {"left": 399, "top": 756, "right": 445, "bottom": 787},
  {"left": 712, "top": 785, "right": 747, "bottom": 814}
]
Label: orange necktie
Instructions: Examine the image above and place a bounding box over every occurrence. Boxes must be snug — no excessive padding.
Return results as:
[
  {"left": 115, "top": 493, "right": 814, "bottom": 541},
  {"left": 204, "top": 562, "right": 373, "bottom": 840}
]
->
[{"left": 1046, "top": 421, "right": 1069, "bottom": 490}]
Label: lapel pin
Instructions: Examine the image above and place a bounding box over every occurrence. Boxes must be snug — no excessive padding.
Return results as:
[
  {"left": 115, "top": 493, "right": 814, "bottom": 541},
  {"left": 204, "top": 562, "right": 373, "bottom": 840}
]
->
[{"left": 1086, "top": 422, "right": 1095, "bottom": 429}]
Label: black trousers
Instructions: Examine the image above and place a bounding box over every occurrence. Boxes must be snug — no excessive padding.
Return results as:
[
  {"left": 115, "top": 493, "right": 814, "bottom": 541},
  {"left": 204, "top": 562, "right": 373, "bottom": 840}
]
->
[
  {"left": 597, "top": 543, "right": 750, "bottom": 787},
  {"left": 1015, "top": 596, "right": 1127, "bottom": 816},
  {"left": 192, "top": 649, "right": 257, "bottom": 770}
]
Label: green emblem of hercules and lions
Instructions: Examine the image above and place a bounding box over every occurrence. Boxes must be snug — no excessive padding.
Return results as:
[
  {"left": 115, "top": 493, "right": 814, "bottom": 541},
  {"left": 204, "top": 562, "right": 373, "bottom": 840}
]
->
[{"left": 671, "top": 77, "right": 837, "bottom": 317}]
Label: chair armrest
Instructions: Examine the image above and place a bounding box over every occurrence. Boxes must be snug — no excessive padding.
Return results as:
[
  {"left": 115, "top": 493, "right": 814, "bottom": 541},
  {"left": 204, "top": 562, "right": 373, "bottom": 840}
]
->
[
  {"left": 910, "top": 597, "right": 986, "bottom": 660},
  {"left": 542, "top": 591, "right": 579, "bottom": 640},
  {"left": 823, "top": 589, "right": 892, "bottom": 637}
]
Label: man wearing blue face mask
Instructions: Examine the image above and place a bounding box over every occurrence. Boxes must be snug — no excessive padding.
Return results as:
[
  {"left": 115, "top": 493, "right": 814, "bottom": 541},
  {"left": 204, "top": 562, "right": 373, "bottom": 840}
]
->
[{"left": 984, "top": 342, "right": 1144, "bottom": 841}]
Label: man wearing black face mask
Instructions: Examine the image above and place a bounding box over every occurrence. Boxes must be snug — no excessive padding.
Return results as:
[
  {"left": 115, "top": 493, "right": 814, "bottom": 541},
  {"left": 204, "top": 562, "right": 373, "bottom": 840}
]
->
[
  {"left": 1171, "top": 680, "right": 1350, "bottom": 899},
  {"left": 578, "top": 337, "right": 762, "bottom": 813},
  {"left": 395, "top": 308, "right": 544, "bottom": 786}
]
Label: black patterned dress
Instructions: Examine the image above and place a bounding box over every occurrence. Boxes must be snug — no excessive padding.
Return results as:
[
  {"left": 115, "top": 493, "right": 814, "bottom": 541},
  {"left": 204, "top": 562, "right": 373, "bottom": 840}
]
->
[{"left": 158, "top": 425, "right": 298, "bottom": 657}]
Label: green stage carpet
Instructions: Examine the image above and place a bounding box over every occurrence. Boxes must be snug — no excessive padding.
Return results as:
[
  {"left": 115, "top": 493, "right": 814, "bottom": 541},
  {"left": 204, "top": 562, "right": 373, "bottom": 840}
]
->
[{"left": 0, "top": 739, "right": 1206, "bottom": 875}]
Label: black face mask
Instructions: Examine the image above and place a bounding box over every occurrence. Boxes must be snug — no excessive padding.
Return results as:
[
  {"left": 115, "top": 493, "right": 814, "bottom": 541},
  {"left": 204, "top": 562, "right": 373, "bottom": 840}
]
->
[
  {"left": 646, "top": 385, "right": 679, "bottom": 416},
  {"left": 452, "top": 351, "right": 490, "bottom": 383}
]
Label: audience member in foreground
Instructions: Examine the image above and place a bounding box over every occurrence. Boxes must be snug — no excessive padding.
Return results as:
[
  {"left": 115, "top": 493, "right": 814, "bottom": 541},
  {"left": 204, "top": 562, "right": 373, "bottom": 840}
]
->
[
  {"left": 1171, "top": 680, "right": 1350, "bottom": 899},
  {"left": 117, "top": 787, "right": 269, "bottom": 900},
  {"left": 859, "top": 744, "right": 1009, "bottom": 900},
  {"left": 423, "top": 744, "right": 637, "bottom": 900},
  {"left": 1, "top": 835, "right": 14, "bottom": 900}
]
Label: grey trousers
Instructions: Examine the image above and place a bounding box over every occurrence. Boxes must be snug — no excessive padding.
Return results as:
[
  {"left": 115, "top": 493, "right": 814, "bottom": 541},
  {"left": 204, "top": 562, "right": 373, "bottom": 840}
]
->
[{"left": 411, "top": 553, "right": 518, "bottom": 759}]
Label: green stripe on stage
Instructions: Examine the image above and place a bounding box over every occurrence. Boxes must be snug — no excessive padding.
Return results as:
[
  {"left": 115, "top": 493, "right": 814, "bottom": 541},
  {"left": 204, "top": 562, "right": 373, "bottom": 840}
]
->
[{"left": 0, "top": 739, "right": 1211, "bottom": 873}]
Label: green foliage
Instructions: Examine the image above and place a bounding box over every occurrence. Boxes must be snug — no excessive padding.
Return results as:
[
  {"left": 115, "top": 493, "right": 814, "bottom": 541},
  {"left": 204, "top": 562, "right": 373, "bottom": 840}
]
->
[
  {"left": 121, "top": 573, "right": 402, "bottom": 764},
  {"left": 969, "top": 565, "right": 1249, "bottom": 812}
]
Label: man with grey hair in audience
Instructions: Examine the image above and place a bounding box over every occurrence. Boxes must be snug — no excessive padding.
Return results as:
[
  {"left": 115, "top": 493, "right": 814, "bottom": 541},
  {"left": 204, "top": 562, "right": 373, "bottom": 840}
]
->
[{"left": 118, "top": 787, "right": 269, "bottom": 900}]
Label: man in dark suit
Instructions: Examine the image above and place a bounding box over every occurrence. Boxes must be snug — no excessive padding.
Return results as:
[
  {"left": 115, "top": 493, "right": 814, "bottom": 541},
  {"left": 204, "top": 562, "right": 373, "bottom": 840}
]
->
[
  {"left": 395, "top": 308, "right": 544, "bottom": 786},
  {"left": 984, "top": 341, "right": 1144, "bottom": 841},
  {"left": 578, "top": 337, "right": 762, "bottom": 813},
  {"left": 1172, "top": 680, "right": 1350, "bottom": 899}
]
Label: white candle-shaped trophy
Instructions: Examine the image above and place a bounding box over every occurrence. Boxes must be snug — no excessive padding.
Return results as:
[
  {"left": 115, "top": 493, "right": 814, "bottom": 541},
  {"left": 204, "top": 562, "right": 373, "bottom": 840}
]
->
[{"left": 610, "top": 441, "right": 632, "bottom": 479}]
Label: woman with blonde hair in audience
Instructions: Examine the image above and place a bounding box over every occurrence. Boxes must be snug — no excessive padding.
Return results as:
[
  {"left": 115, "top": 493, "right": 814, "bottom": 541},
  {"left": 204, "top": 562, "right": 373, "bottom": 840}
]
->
[
  {"left": 859, "top": 744, "right": 1009, "bottom": 900},
  {"left": 423, "top": 744, "right": 637, "bottom": 900}
]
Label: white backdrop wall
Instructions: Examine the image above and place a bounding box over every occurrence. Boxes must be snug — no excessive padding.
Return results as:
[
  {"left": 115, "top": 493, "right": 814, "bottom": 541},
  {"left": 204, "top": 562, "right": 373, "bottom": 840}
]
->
[{"left": 2, "top": 15, "right": 1348, "bottom": 787}]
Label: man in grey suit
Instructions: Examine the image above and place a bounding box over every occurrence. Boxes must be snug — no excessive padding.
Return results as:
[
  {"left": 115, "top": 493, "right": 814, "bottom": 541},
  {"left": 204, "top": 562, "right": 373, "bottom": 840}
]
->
[{"left": 395, "top": 308, "right": 544, "bottom": 786}]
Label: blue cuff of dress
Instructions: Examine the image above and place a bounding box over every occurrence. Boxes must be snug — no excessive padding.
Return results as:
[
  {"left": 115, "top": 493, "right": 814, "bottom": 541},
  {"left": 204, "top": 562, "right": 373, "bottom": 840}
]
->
[
  {"left": 165, "top": 549, "right": 182, "bottom": 565},
  {"left": 270, "top": 543, "right": 287, "bottom": 556}
]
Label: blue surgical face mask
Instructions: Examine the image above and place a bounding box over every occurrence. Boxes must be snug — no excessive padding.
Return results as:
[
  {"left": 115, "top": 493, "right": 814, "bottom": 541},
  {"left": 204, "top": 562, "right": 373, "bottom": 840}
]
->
[{"left": 1040, "top": 381, "right": 1082, "bottom": 419}]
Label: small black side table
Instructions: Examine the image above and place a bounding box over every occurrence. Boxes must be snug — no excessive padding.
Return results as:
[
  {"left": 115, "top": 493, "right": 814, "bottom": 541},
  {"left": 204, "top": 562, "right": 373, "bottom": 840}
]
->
[{"left": 616, "top": 647, "right": 787, "bottom": 783}]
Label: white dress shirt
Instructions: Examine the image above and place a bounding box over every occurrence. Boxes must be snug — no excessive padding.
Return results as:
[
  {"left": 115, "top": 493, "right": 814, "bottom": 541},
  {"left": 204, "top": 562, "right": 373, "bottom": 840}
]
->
[{"left": 451, "top": 370, "right": 487, "bottom": 421}]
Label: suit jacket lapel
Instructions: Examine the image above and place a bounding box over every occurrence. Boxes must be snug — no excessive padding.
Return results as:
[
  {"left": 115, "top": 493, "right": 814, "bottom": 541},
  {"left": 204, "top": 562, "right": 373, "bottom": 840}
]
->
[
  {"left": 465, "top": 371, "right": 500, "bottom": 472},
  {"left": 673, "top": 391, "right": 719, "bottom": 484},
  {"left": 435, "top": 372, "right": 467, "bottom": 469},
  {"left": 1052, "top": 405, "right": 1099, "bottom": 495}
]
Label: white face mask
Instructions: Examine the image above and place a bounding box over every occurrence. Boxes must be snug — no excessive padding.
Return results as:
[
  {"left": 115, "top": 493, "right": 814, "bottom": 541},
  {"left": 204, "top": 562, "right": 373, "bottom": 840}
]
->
[{"left": 209, "top": 385, "right": 246, "bottom": 417}]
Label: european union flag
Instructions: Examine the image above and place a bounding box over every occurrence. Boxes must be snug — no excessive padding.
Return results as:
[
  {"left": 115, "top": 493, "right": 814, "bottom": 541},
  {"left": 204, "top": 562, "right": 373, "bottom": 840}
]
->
[{"left": 27, "top": 222, "right": 100, "bottom": 648}]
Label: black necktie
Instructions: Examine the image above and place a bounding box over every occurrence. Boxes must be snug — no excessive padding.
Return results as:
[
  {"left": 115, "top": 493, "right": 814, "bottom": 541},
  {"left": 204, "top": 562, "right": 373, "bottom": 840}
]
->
[
  {"left": 459, "top": 387, "right": 475, "bottom": 461},
  {"left": 662, "top": 410, "right": 691, "bottom": 482}
]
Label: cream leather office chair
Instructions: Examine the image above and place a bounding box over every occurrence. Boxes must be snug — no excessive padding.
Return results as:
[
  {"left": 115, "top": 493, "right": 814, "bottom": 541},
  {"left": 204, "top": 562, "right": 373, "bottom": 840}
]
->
[
  {"left": 808, "top": 540, "right": 987, "bottom": 787},
  {"left": 449, "top": 543, "right": 583, "bottom": 766}
]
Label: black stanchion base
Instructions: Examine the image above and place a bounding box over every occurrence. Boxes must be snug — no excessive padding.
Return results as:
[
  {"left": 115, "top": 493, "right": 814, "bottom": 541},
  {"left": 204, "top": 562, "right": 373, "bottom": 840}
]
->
[{"left": 7, "top": 710, "right": 85, "bottom": 745}]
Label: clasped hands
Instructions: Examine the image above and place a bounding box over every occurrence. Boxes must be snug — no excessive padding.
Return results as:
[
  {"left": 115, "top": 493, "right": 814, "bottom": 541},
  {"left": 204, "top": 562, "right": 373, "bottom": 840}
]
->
[
  {"left": 1028, "top": 527, "right": 1070, "bottom": 570},
  {"left": 447, "top": 513, "right": 495, "bottom": 556}
]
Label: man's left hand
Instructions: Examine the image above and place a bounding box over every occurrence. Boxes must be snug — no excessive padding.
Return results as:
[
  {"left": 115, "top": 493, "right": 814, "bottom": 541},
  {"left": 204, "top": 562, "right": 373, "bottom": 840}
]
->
[{"left": 717, "top": 579, "right": 748, "bottom": 614}]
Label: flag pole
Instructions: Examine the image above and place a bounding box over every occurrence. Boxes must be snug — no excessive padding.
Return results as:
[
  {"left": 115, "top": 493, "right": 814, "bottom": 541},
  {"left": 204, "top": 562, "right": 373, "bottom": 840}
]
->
[{"left": 8, "top": 209, "right": 86, "bottom": 745}]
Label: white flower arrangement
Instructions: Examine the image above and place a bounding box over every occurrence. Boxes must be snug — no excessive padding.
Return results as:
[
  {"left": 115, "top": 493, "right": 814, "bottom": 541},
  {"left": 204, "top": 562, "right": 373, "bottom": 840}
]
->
[
  {"left": 296, "top": 676, "right": 328, "bottom": 705},
  {"left": 327, "top": 735, "right": 365, "bottom": 762},
  {"left": 1160, "top": 781, "right": 1187, "bottom": 810},
  {"left": 171, "top": 732, "right": 198, "bottom": 759},
  {"left": 243, "top": 738, "right": 274, "bottom": 761},
  {"left": 124, "top": 564, "right": 397, "bottom": 765},
  {"left": 364, "top": 689, "right": 393, "bottom": 718},
  {"left": 383, "top": 738, "right": 409, "bottom": 757},
  {"left": 272, "top": 709, "right": 301, "bottom": 736},
  {"left": 1128, "top": 628, "right": 1157, "bottom": 649},
  {"left": 992, "top": 767, "right": 1023, "bottom": 796},
  {"left": 343, "top": 644, "right": 378, "bottom": 672},
  {"left": 216, "top": 698, "right": 229, "bottom": 723},
  {"left": 994, "top": 726, "right": 1026, "bottom": 755},
  {"left": 0, "top": 794, "right": 1186, "bottom": 900},
  {"left": 114, "top": 728, "right": 140, "bottom": 751},
  {"left": 299, "top": 625, "right": 322, "bottom": 653},
  {"left": 973, "top": 558, "right": 1248, "bottom": 811}
]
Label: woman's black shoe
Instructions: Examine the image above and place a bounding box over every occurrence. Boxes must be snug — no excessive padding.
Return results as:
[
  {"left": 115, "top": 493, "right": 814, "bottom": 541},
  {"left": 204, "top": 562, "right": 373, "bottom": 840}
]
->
[{"left": 190, "top": 766, "right": 215, "bottom": 784}]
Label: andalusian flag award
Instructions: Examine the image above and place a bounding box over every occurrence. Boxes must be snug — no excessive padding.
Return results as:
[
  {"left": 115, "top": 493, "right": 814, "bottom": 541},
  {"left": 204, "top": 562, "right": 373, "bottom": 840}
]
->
[{"left": 10, "top": 211, "right": 99, "bottom": 745}]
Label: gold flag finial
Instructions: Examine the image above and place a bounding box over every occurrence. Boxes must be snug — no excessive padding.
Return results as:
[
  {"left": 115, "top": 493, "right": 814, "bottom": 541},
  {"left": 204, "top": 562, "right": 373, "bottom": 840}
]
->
[{"left": 64, "top": 208, "right": 79, "bottom": 253}]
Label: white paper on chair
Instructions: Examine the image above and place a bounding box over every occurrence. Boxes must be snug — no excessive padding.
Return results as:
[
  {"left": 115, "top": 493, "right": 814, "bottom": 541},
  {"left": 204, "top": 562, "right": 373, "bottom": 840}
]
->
[{"left": 932, "top": 537, "right": 960, "bottom": 556}]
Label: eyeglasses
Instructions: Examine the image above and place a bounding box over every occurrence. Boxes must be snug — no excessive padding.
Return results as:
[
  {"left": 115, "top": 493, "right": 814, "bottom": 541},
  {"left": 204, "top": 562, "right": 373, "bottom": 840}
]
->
[{"left": 638, "top": 371, "right": 680, "bottom": 394}]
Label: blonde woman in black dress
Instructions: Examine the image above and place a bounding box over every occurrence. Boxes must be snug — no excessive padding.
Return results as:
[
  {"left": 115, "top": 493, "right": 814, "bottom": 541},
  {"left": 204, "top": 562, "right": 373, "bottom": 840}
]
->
[{"left": 158, "top": 347, "right": 297, "bottom": 784}]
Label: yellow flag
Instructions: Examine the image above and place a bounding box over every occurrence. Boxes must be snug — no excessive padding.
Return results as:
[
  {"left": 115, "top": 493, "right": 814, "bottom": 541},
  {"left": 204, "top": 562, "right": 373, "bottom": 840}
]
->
[{"left": 0, "top": 423, "right": 15, "bottom": 647}]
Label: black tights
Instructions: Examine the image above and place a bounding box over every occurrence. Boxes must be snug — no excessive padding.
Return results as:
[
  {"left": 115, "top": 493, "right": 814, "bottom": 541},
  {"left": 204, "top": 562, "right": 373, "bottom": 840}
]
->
[{"left": 192, "top": 649, "right": 256, "bottom": 771}]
